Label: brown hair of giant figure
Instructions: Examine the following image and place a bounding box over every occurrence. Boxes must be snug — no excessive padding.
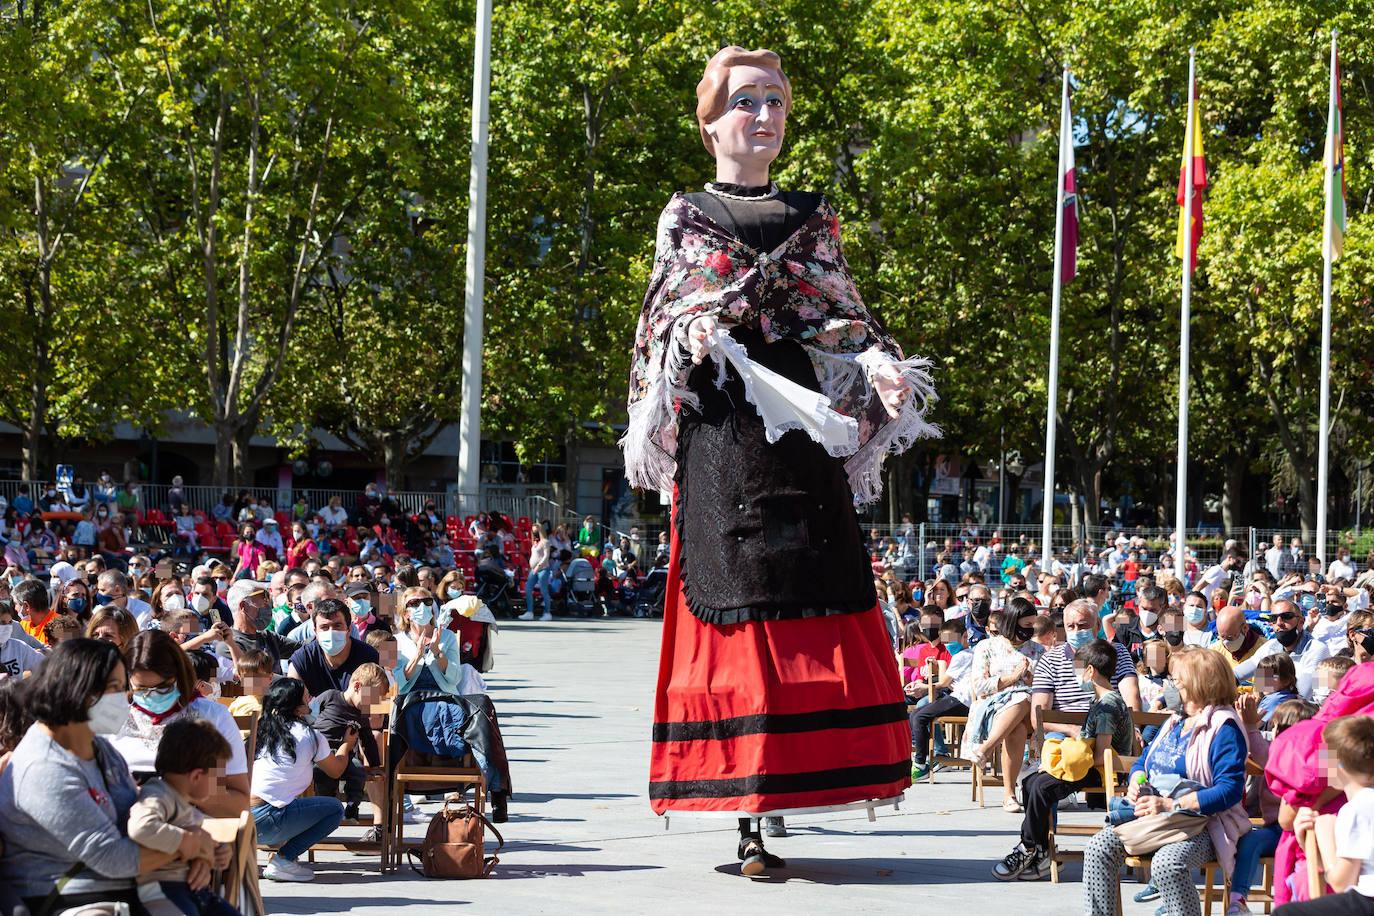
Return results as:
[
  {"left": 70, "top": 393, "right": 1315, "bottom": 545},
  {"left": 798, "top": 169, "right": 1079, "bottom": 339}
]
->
[{"left": 695, "top": 46, "right": 792, "bottom": 156}]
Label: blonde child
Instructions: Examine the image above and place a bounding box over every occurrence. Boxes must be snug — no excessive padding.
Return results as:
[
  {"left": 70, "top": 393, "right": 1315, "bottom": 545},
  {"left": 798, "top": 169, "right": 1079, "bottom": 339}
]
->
[{"left": 228, "top": 650, "right": 273, "bottom": 717}]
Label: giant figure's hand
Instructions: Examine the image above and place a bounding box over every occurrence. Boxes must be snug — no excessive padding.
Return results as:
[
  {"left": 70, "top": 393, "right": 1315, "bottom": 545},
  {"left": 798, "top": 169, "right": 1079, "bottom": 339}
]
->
[
  {"left": 687, "top": 315, "right": 719, "bottom": 365},
  {"left": 872, "top": 364, "right": 910, "bottom": 419}
]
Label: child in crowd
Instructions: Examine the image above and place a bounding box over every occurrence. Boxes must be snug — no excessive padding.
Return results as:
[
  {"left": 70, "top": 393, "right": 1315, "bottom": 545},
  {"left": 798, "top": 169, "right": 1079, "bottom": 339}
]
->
[
  {"left": 901, "top": 611, "right": 950, "bottom": 692},
  {"left": 187, "top": 650, "right": 222, "bottom": 701},
  {"left": 1229, "top": 690, "right": 1318, "bottom": 916},
  {"left": 994, "top": 639, "right": 1134, "bottom": 882},
  {"left": 42, "top": 613, "right": 81, "bottom": 646},
  {"left": 228, "top": 650, "right": 274, "bottom": 717},
  {"left": 1256, "top": 653, "right": 1301, "bottom": 722},
  {"left": 1314, "top": 656, "right": 1357, "bottom": 707},
  {"left": 364, "top": 629, "right": 398, "bottom": 690},
  {"left": 1137, "top": 637, "right": 1173, "bottom": 711},
  {"left": 0, "top": 676, "right": 31, "bottom": 773},
  {"left": 1031, "top": 614, "right": 1058, "bottom": 651},
  {"left": 127, "top": 718, "right": 237, "bottom": 916},
  {"left": 311, "top": 663, "right": 386, "bottom": 834},
  {"left": 1281, "top": 716, "right": 1374, "bottom": 915}
]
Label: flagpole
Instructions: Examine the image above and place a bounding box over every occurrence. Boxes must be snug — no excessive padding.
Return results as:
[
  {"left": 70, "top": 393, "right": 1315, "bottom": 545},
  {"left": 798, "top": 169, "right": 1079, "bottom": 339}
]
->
[
  {"left": 1174, "top": 48, "right": 1196, "bottom": 583},
  {"left": 1041, "top": 65, "right": 1071, "bottom": 575},
  {"left": 1317, "top": 30, "right": 1338, "bottom": 569}
]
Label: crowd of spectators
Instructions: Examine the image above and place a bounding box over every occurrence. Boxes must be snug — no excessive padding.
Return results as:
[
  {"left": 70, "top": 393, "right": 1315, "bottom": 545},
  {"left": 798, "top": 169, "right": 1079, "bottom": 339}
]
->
[
  {"left": 882, "top": 522, "right": 1374, "bottom": 916},
  {"left": 0, "top": 479, "right": 535, "bottom": 908}
]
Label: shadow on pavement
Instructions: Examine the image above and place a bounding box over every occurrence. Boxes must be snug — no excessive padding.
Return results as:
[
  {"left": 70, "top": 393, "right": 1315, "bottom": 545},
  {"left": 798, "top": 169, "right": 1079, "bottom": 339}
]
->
[{"left": 710, "top": 856, "right": 997, "bottom": 885}]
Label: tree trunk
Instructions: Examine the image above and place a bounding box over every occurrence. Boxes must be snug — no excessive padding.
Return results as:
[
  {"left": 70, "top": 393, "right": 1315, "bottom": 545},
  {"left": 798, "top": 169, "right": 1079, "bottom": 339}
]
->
[
  {"left": 1298, "top": 474, "right": 1316, "bottom": 545},
  {"left": 232, "top": 425, "right": 254, "bottom": 487},
  {"left": 212, "top": 421, "right": 235, "bottom": 488},
  {"left": 382, "top": 436, "right": 408, "bottom": 491},
  {"left": 1221, "top": 457, "right": 1245, "bottom": 536}
]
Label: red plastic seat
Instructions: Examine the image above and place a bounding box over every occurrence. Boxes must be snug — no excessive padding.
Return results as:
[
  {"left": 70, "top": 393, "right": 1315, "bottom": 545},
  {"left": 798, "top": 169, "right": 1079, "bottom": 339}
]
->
[
  {"left": 215, "top": 521, "right": 235, "bottom": 537},
  {"left": 274, "top": 511, "right": 291, "bottom": 528},
  {"left": 194, "top": 522, "right": 213, "bottom": 536}
]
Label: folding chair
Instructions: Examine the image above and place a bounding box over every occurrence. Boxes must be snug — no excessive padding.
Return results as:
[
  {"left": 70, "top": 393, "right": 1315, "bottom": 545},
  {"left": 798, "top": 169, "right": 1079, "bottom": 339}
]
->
[
  {"left": 925, "top": 656, "right": 969, "bottom": 785},
  {"left": 233, "top": 712, "right": 259, "bottom": 782},
  {"left": 1045, "top": 737, "right": 1131, "bottom": 883},
  {"left": 389, "top": 751, "right": 485, "bottom": 871},
  {"left": 1198, "top": 758, "right": 1281, "bottom": 915},
  {"left": 305, "top": 700, "right": 393, "bottom": 873},
  {"left": 208, "top": 811, "right": 264, "bottom": 916}
]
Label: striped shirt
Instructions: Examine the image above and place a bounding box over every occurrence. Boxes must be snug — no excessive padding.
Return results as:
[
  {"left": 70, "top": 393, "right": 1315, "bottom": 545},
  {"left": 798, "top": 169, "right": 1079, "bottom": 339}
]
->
[{"left": 1031, "top": 642, "right": 1138, "bottom": 712}]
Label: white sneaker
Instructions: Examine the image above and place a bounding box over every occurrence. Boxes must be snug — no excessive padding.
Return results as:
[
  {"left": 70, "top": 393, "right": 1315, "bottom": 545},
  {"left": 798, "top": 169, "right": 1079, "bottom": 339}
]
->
[
  {"left": 517, "top": 611, "right": 534, "bottom": 620},
  {"left": 538, "top": 613, "right": 553, "bottom": 621},
  {"left": 262, "top": 856, "right": 314, "bottom": 882},
  {"left": 1226, "top": 899, "right": 1252, "bottom": 916}
]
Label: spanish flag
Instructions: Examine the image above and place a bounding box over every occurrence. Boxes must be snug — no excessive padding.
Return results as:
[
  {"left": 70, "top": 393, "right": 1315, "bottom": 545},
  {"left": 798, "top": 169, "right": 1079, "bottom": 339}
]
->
[
  {"left": 1175, "top": 74, "right": 1206, "bottom": 274},
  {"left": 1324, "top": 35, "right": 1346, "bottom": 262}
]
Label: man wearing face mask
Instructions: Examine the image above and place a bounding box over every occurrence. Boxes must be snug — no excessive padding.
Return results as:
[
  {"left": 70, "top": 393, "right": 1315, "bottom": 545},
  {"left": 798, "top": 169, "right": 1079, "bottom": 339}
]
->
[
  {"left": 1181, "top": 590, "right": 1215, "bottom": 646},
  {"left": 286, "top": 598, "right": 379, "bottom": 700},
  {"left": 1310, "top": 589, "right": 1355, "bottom": 655},
  {"left": 1156, "top": 608, "right": 1188, "bottom": 649},
  {"left": 0, "top": 601, "right": 44, "bottom": 677},
  {"left": 94, "top": 569, "right": 154, "bottom": 629},
  {"left": 285, "top": 581, "right": 342, "bottom": 643},
  {"left": 1030, "top": 601, "right": 1142, "bottom": 743},
  {"left": 1210, "top": 606, "right": 1266, "bottom": 670},
  {"left": 1134, "top": 584, "right": 1165, "bottom": 643},
  {"left": 344, "top": 582, "right": 387, "bottom": 639},
  {"left": 225, "top": 581, "right": 302, "bottom": 671},
  {"left": 1231, "top": 599, "right": 1330, "bottom": 699},
  {"left": 12, "top": 579, "right": 58, "bottom": 646},
  {"left": 963, "top": 584, "right": 993, "bottom": 648}
]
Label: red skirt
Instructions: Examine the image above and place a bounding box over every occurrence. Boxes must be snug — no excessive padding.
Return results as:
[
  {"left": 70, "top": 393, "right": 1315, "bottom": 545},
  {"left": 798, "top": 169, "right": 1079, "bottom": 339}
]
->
[{"left": 649, "top": 498, "right": 911, "bottom": 816}]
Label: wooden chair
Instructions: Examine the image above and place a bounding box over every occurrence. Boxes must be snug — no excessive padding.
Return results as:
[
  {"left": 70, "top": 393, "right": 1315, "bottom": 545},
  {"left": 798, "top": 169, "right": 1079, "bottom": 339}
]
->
[
  {"left": 305, "top": 700, "right": 393, "bottom": 873},
  {"left": 923, "top": 657, "right": 969, "bottom": 785},
  {"left": 389, "top": 750, "right": 485, "bottom": 871},
  {"left": 1039, "top": 709, "right": 1115, "bottom": 881},
  {"left": 233, "top": 712, "right": 259, "bottom": 782},
  {"left": 208, "top": 811, "right": 264, "bottom": 916},
  {"left": 1305, "top": 829, "right": 1326, "bottom": 898}
]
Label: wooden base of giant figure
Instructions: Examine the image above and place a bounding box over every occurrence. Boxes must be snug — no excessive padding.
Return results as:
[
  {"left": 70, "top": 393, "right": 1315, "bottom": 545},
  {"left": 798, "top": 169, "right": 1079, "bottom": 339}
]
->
[{"left": 620, "top": 46, "right": 941, "bottom": 875}]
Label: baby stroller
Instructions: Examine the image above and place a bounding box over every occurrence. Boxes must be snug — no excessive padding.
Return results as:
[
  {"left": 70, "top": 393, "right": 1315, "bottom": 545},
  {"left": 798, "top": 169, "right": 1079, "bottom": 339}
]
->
[
  {"left": 564, "top": 557, "right": 599, "bottom": 617},
  {"left": 632, "top": 566, "right": 669, "bottom": 618},
  {"left": 474, "top": 554, "right": 512, "bottom": 618}
]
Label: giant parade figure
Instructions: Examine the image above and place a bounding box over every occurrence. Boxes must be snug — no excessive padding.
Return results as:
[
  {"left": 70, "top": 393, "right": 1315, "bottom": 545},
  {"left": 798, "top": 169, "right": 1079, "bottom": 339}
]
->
[{"left": 620, "top": 45, "right": 941, "bottom": 875}]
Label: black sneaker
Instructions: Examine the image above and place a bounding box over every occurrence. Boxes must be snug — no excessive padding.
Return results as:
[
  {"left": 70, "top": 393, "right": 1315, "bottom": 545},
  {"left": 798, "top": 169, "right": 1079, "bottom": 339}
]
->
[
  {"left": 342, "top": 803, "right": 360, "bottom": 823},
  {"left": 992, "top": 843, "right": 1035, "bottom": 881},
  {"left": 1018, "top": 847, "right": 1052, "bottom": 881},
  {"left": 737, "top": 837, "right": 786, "bottom": 876}
]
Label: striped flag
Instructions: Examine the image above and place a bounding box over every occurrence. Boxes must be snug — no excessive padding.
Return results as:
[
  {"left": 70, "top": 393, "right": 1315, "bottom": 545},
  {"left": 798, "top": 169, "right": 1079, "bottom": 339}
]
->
[
  {"left": 1175, "top": 73, "right": 1207, "bottom": 274},
  {"left": 1059, "top": 80, "right": 1078, "bottom": 283},
  {"left": 1324, "top": 37, "right": 1346, "bottom": 261}
]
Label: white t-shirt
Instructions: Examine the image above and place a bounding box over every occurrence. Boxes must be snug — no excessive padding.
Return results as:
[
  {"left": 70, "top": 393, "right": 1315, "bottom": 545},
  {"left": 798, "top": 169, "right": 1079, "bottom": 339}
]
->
[
  {"left": 251, "top": 722, "right": 331, "bottom": 808},
  {"left": 1197, "top": 564, "right": 1231, "bottom": 600},
  {"left": 0, "top": 636, "right": 43, "bottom": 678},
  {"left": 111, "top": 696, "right": 248, "bottom": 777},
  {"left": 1335, "top": 786, "right": 1374, "bottom": 896},
  {"left": 319, "top": 506, "right": 348, "bottom": 525},
  {"left": 1328, "top": 558, "right": 1356, "bottom": 582}
]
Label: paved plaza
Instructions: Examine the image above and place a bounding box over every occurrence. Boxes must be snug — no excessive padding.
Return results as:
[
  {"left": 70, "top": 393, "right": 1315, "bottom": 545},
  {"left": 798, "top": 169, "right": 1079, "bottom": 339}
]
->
[{"left": 262, "top": 619, "right": 1170, "bottom": 914}]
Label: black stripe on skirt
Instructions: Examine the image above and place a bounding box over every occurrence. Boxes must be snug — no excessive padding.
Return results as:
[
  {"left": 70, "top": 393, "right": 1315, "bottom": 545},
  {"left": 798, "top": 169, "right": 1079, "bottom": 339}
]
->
[
  {"left": 648, "top": 760, "right": 911, "bottom": 800},
  {"left": 651, "top": 701, "right": 907, "bottom": 743}
]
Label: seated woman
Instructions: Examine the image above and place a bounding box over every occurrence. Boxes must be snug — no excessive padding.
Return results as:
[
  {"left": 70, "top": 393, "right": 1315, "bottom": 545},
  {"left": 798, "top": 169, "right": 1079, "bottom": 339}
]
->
[
  {"left": 110, "top": 630, "right": 250, "bottom": 815},
  {"left": 86, "top": 604, "right": 140, "bottom": 653},
  {"left": 966, "top": 598, "right": 1043, "bottom": 812},
  {"left": 251, "top": 678, "right": 355, "bottom": 882},
  {"left": 0, "top": 639, "right": 202, "bottom": 912},
  {"left": 395, "top": 587, "right": 484, "bottom": 697},
  {"left": 1082, "top": 647, "right": 1251, "bottom": 916}
]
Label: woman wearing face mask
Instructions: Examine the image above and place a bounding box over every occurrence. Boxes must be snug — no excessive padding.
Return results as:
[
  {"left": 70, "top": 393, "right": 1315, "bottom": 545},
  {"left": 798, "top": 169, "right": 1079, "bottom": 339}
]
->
[
  {"left": 0, "top": 639, "right": 203, "bottom": 912},
  {"left": 394, "top": 587, "right": 474, "bottom": 697},
  {"left": 437, "top": 569, "right": 466, "bottom": 601},
  {"left": 519, "top": 523, "right": 554, "bottom": 622},
  {"left": 286, "top": 522, "right": 318, "bottom": 569},
  {"left": 231, "top": 524, "right": 267, "bottom": 580},
  {"left": 57, "top": 578, "right": 94, "bottom": 623},
  {"left": 344, "top": 582, "right": 387, "bottom": 640},
  {"left": 966, "top": 599, "right": 1043, "bottom": 812},
  {"left": 147, "top": 578, "right": 188, "bottom": 629},
  {"left": 109, "top": 630, "right": 249, "bottom": 815},
  {"left": 1182, "top": 591, "right": 1215, "bottom": 647}
]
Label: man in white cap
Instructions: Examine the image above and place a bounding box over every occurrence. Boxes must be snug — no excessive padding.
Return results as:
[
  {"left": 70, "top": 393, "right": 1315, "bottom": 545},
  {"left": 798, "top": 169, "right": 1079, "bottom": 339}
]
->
[
  {"left": 224, "top": 579, "right": 301, "bottom": 670},
  {"left": 255, "top": 517, "right": 284, "bottom": 559}
]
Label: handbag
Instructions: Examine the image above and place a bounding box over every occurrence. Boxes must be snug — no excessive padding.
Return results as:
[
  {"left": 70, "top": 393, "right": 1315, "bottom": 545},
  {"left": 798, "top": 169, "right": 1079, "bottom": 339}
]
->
[
  {"left": 1111, "top": 809, "right": 1208, "bottom": 856},
  {"left": 408, "top": 801, "right": 504, "bottom": 879}
]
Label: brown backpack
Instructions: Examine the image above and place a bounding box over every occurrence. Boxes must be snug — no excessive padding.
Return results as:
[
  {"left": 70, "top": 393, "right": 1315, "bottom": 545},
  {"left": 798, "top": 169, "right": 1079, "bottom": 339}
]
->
[{"left": 408, "top": 801, "right": 504, "bottom": 878}]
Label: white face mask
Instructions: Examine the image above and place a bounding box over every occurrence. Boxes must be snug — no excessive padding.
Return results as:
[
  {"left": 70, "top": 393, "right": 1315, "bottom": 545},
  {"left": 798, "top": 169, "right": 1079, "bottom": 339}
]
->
[
  {"left": 192, "top": 594, "right": 212, "bottom": 614},
  {"left": 1141, "top": 609, "right": 1159, "bottom": 628},
  {"left": 87, "top": 692, "right": 130, "bottom": 734},
  {"left": 0, "top": 623, "right": 11, "bottom": 645},
  {"left": 162, "top": 593, "right": 186, "bottom": 611}
]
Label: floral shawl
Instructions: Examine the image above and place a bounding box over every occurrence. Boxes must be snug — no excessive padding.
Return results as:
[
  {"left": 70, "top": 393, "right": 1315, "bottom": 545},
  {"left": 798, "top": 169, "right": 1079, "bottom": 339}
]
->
[{"left": 620, "top": 192, "right": 939, "bottom": 504}]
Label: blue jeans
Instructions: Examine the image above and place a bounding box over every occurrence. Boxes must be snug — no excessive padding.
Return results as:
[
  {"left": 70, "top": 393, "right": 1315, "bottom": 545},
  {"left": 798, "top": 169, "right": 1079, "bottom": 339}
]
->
[
  {"left": 526, "top": 568, "right": 551, "bottom": 616},
  {"left": 251, "top": 797, "right": 343, "bottom": 862},
  {"left": 159, "top": 881, "right": 241, "bottom": 916},
  {"left": 1232, "top": 822, "right": 1281, "bottom": 896}
]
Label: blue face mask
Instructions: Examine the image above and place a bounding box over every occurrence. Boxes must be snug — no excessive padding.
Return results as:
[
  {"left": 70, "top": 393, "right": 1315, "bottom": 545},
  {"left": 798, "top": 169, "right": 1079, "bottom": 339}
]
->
[
  {"left": 1066, "top": 629, "right": 1094, "bottom": 651},
  {"left": 66, "top": 596, "right": 88, "bottom": 615},
  {"left": 96, "top": 593, "right": 114, "bottom": 605},
  {"left": 1297, "top": 593, "right": 1317, "bottom": 612},
  {"left": 1184, "top": 604, "right": 1207, "bottom": 625},
  {"left": 133, "top": 685, "right": 181, "bottom": 715},
  {"left": 446, "top": 587, "right": 462, "bottom": 598},
  {"left": 911, "top": 589, "right": 924, "bottom": 602},
  {"left": 349, "top": 599, "right": 371, "bottom": 619},
  {"left": 410, "top": 603, "right": 434, "bottom": 627},
  {"left": 317, "top": 629, "right": 348, "bottom": 655},
  {"left": 944, "top": 640, "right": 964, "bottom": 655},
  {"left": 8, "top": 576, "right": 24, "bottom": 588}
]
